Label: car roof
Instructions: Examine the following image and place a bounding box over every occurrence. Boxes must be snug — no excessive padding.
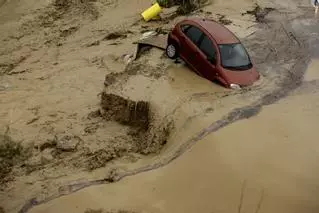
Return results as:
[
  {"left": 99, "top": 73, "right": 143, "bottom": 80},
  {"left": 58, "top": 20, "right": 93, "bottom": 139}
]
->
[{"left": 181, "top": 18, "right": 240, "bottom": 44}]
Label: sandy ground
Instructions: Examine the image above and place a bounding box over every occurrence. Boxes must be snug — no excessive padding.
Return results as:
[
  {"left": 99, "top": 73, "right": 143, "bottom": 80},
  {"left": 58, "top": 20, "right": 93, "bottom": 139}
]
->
[{"left": 1, "top": 0, "right": 319, "bottom": 212}]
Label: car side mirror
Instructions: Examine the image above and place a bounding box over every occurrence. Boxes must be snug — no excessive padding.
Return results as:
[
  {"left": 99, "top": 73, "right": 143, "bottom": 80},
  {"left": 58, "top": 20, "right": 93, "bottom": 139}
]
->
[{"left": 207, "top": 56, "right": 216, "bottom": 65}]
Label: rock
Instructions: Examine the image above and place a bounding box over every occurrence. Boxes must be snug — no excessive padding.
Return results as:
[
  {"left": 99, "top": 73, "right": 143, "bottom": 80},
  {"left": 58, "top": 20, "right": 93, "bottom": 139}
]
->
[
  {"left": 40, "top": 149, "right": 54, "bottom": 164},
  {"left": 56, "top": 134, "right": 81, "bottom": 152},
  {"left": 26, "top": 155, "right": 42, "bottom": 167},
  {"left": 26, "top": 149, "right": 54, "bottom": 167},
  {"left": 0, "top": 82, "right": 11, "bottom": 91},
  {"left": 123, "top": 54, "right": 134, "bottom": 64},
  {"left": 34, "top": 135, "right": 57, "bottom": 151}
]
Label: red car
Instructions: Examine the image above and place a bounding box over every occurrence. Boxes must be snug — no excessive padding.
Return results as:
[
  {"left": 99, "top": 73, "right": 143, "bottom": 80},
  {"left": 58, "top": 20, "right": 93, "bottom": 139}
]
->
[{"left": 166, "top": 18, "right": 259, "bottom": 89}]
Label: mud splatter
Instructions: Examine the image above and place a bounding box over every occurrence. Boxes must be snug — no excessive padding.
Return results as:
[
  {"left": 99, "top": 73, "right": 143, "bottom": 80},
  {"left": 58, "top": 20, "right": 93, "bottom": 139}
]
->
[
  {"left": 216, "top": 14, "right": 232, "bottom": 25},
  {"left": 242, "top": 4, "right": 275, "bottom": 23},
  {"left": 103, "top": 31, "right": 133, "bottom": 40}
]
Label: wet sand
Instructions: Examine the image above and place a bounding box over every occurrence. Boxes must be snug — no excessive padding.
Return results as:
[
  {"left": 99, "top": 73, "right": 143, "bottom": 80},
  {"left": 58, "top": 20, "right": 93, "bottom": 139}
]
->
[{"left": 29, "top": 82, "right": 319, "bottom": 213}]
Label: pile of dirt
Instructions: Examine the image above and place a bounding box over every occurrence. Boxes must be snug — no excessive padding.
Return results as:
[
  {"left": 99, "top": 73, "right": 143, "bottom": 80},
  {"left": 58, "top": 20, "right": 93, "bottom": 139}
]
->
[
  {"left": 100, "top": 93, "right": 150, "bottom": 130},
  {"left": 0, "top": 92, "right": 170, "bottom": 182},
  {"left": 100, "top": 93, "right": 173, "bottom": 155},
  {"left": 242, "top": 4, "right": 275, "bottom": 23},
  {"left": 13, "top": 91, "right": 171, "bottom": 174},
  {"left": 0, "top": 131, "right": 30, "bottom": 187}
]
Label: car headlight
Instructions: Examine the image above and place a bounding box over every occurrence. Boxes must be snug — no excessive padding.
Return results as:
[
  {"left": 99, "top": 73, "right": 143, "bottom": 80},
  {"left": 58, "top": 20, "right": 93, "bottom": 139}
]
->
[{"left": 230, "top": 84, "right": 241, "bottom": 90}]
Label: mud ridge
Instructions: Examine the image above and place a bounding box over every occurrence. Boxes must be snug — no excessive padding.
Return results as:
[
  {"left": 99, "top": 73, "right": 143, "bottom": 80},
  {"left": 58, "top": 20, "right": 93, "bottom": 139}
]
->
[{"left": 100, "top": 92, "right": 173, "bottom": 155}]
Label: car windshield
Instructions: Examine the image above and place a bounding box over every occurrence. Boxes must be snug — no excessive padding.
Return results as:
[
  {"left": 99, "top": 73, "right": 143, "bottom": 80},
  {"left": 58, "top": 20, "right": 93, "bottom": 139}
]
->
[{"left": 218, "top": 43, "right": 252, "bottom": 70}]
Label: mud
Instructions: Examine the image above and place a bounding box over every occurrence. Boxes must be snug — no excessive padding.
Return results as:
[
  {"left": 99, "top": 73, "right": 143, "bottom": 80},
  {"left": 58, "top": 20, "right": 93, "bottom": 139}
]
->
[
  {"left": 103, "top": 53, "right": 170, "bottom": 88},
  {"left": 29, "top": 86, "right": 319, "bottom": 213},
  {"left": 0, "top": 131, "right": 30, "bottom": 187},
  {"left": 304, "top": 59, "right": 319, "bottom": 81},
  {"left": 0, "top": 56, "right": 28, "bottom": 75},
  {"left": 103, "top": 31, "right": 133, "bottom": 40},
  {"left": 175, "top": 0, "right": 209, "bottom": 15},
  {"left": 1, "top": 0, "right": 319, "bottom": 212},
  {"left": 216, "top": 14, "right": 232, "bottom": 25},
  {"left": 53, "top": 0, "right": 99, "bottom": 20},
  {"left": 0, "top": 0, "right": 5, "bottom": 8},
  {"left": 242, "top": 4, "right": 275, "bottom": 23},
  {"left": 100, "top": 93, "right": 149, "bottom": 130},
  {"left": 23, "top": 7, "right": 319, "bottom": 212},
  {"left": 101, "top": 93, "right": 173, "bottom": 155},
  {"left": 84, "top": 210, "right": 137, "bottom": 213}
]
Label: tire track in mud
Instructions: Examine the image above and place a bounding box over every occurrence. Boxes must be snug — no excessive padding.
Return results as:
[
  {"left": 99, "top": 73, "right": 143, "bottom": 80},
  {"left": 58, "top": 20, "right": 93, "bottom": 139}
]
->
[{"left": 18, "top": 18, "right": 314, "bottom": 213}]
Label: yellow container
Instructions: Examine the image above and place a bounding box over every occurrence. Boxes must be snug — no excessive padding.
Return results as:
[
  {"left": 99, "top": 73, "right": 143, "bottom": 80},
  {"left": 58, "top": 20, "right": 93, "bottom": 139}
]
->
[{"left": 141, "top": 3, "right": 162, "bottom": 22}]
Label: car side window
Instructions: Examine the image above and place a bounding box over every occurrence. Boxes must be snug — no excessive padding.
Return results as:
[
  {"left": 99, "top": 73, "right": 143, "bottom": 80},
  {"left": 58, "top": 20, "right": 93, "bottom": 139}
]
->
[
  {"left": 185, "top": 26, "right": 203, "bottom": 45},
  {"left": 199, "top": 35, "right": 216, "bottom": 61},
  {"left": 180, "top": 24, "right": 190, "bottom": 32}
]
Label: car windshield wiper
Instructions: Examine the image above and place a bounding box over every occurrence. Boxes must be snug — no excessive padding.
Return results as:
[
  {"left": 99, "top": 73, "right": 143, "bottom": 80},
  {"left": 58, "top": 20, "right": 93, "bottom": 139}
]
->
[
  {"left": 224, "top": 63, "right": 252, "bottom": 70},
  {"left": 237, "top": 63, "right": 252, "bottom": 68}
]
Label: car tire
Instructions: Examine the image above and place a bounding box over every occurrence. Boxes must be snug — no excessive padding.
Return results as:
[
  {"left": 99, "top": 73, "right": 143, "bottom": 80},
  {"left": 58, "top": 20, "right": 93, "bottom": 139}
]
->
[{"left": 166, "top": 42, "right": 178, "bottom": 59}]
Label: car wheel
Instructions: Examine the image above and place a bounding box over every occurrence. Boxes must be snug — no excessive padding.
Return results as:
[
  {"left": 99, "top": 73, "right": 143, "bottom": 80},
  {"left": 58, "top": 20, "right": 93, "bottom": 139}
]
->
[{"left": 166, "top": 43, "right": 178, "bottom": 59}]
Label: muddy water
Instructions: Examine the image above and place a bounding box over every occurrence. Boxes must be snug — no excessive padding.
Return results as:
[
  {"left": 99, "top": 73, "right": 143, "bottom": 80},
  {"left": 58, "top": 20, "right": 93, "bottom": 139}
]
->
[
  {"left": 29, "top": 85, "right": 319, "bottom": 213},
  {"left": 4, "top": 0, "right": 319, "bottom": 212},
  {"left": 111, "top": 62, "right": 232, "bottom": 124},
  {"left": 304, "top": 59, "right": 319, "bottom": 81},
  {"left": 0, "top": 0, "right": 6, "bottom": 8}
]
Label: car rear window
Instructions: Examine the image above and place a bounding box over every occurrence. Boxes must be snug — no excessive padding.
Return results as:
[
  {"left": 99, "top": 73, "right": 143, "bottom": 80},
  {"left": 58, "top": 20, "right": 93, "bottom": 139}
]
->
[{"left": 185, "top": 26, "right": 203, "bottom": 45}]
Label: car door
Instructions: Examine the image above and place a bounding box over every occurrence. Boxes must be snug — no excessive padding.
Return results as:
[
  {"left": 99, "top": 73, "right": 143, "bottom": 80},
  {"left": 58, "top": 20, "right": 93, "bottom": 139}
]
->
[
  {"left": 179, "top": 25, "right": 204, "bottom": 75},
  {"left": 196, "top": 34, "right": 219, "bottom": 81}
]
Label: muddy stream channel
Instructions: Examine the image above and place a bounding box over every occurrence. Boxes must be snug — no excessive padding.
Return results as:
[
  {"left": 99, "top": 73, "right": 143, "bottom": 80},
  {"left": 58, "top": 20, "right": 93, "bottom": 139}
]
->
[{"left": 7, "top": 3, "right": 319, "bottom": 213}]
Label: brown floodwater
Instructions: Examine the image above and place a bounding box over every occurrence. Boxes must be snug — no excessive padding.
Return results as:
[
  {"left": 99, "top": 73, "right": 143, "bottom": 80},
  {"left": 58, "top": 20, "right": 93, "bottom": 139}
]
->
[{"left": 304, "top": 59, "right": 319, "bottom": 81}]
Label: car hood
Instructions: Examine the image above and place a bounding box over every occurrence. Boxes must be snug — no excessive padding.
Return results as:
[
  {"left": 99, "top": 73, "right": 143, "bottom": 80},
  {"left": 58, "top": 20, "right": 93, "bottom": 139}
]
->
[{"left": 223, "top": 67, "right": 260, "bottom": 87}]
